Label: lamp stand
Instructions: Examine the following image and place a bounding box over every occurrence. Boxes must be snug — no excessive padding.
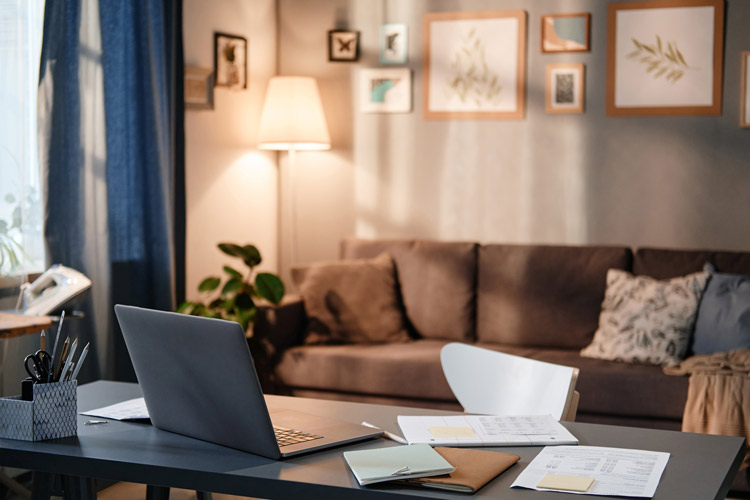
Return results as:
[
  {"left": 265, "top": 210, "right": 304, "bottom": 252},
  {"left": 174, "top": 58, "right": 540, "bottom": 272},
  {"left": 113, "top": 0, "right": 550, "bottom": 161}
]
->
[{"left": 279, "top": 148, "right": 298, "bottom": 283}]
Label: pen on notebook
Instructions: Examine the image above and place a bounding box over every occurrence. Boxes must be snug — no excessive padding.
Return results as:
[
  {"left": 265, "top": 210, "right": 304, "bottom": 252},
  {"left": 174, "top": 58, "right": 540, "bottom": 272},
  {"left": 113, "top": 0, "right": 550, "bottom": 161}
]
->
[
  {"left": 60, "top": 339, "right": 78, "bottom": 383},
  {"left": 40, "top": 330, "right": 45, "bottom": 351},
  {"left": 69, "top": 342, "right": 89, "bottom": 381},
  {"left": 54, "top": 337, "right": 70, "bottom": 382},
  {"left": 361, "top": 422, "right": 408, "bottom": 445}
]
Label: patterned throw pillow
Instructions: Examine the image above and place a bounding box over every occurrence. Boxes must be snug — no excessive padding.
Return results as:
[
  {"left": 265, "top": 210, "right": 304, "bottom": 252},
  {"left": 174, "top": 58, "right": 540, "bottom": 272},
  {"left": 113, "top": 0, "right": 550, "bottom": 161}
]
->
[{"left": 580, "top": 269, "right": 710, "bottom": 365}]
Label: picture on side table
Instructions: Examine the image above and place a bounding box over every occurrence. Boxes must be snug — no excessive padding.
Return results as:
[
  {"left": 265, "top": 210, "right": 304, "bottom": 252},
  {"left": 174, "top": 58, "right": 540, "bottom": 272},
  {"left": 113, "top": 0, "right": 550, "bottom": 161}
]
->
[
  {"left": 380, "top": 24, "right": 408, "bottom": 64},
  {"left": 541, "top": 13, "right": 591, "bottom": 53},
  {"left": 606, "top": 0, "right": 724, "bottom": 117},
  {"left": 546, "top": 63, "right": 585, "bottom": 114},
  {"left": 214, "top": 32, "right": 247, "bottom": 89},
  {"left": 741, "top": 51, "right": 750, "bottom": 128},
  {"left": 359, "top": 68, "right": 411, "bottom": 113},
  {"left": 184, "top": 67, "right": 214, "bottom": 110},
  {"left": 328, "top": 30, "right": 360, "bottom": 62},
  {"left": 423, "top": 9, "right": 527, "bottom": 120}
]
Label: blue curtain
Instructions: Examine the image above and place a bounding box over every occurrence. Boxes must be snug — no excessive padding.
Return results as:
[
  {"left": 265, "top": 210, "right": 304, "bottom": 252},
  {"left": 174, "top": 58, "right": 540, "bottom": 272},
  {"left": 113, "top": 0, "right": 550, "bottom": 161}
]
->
[{"left": 38, "top": 0, "right": 185, "bottom": 382}]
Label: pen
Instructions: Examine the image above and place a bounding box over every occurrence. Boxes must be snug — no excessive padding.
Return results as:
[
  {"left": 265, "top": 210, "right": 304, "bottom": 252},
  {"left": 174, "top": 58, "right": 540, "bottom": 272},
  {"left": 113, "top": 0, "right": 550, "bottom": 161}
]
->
[
  {"left": 60, "top": 339, "right": 78, "bottom": 383},
  {"left": 69, "top": 342, "right": 89, "bottom": 382},
  {"left": 361, "top": 421, "right": 408, "bottom": 445},
  {"left": 54, "top": 337, "right": 70, "bottom": 382},
  {"left": 40, "top": 331, "right": 45, "bottom": 351},
  {"left": 84, "top": 419, "right": 109, "bottom": 426}
]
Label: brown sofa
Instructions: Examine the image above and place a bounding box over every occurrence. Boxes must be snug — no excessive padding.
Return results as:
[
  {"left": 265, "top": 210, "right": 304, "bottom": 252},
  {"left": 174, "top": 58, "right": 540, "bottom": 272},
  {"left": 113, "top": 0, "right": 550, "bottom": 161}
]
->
[{"left": 257, "top": 239, "right": 750, "bottom": 433}]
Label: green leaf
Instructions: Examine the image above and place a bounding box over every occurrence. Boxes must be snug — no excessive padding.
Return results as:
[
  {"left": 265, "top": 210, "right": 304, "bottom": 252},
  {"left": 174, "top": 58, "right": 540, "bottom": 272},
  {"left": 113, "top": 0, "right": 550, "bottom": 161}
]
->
[
  {"left": 217, "top": 243, "right": 245, "bottom": 258},
  {"left": 241, "top": 245, "right": 262, "bottom": 267},
  {"left": 0, "top": 220, "right": 7, "bottom": 233},
  {"left": 198, "top": 277, "right": 221, "bottom": 292},
  {"left": 209, "top": 298, "right": 223, "bottom": 308},
  {"left": 176, "top": 301, "right": 194, "bottom": 314},
  {"left": 255, "top": 273, "right": 285, "bottom": 304},
  {"left": 223, "top": 265, "right": 242, "bottom": 278},
  {"left": 235, "top": 292, "right": 254, "bottom": 310},
  {"left": 221, "top": 277, "right": 243, "bottom": 295},
  {"left": 11, "top": 206, "right": 21, "bottom": 228},
  {"left": 220, "top": 298, "right": 235, "bottom": 310},
  {"left": 190, "top": 304, "right": 207, "bottom": 316}
]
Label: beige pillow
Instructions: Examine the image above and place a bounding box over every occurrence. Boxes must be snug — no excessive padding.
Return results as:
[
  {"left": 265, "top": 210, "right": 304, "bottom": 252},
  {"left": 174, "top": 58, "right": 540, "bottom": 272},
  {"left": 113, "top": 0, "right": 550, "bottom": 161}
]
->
[
  {"left": 292, "top": 252, "right": 411, "bottom": 345},
  {"left": 580, "top": 269, "right": 710, "bottom": 365}
]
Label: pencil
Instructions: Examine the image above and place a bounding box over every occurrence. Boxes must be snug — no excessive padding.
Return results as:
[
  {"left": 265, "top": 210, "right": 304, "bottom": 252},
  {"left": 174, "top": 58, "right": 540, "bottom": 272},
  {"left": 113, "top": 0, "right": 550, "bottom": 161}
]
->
[
  {"left": 40, "top": 331, "right": 45, "bottom": 351},
  {"left": 54, "top": 337, "right": 70, "bottom": 382}
]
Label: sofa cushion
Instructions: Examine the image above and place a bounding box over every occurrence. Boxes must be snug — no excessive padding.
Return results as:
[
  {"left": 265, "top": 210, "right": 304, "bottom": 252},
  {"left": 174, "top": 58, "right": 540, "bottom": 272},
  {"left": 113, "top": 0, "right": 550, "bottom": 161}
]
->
[
  {"left": 476, "top": 244, "right": 632, "bottom": 349},
  {"left": 580, "top": 269, "right": 710, "bottom": 365},
  {"left": 341, "top": 239, "right": 477, "bottom": 341},
  {"left": 634, "top": 247, "right": 750, "bottom": 279},
  {"left": 291, "top": 253, "right": 411, "bottom": 345}
]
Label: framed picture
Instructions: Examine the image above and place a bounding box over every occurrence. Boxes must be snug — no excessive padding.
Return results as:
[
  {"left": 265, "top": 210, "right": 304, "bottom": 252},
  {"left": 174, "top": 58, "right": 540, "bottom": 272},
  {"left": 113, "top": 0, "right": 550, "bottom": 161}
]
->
[
  {"left": 328, "top": 30, "right": 360, "bottom": 62},
  {"left": 541, "top": 13, "right": 591, "bottom": 53},
  {"left": 606, "top": 0, "right": 724, "bottom": 117},
  {"left": 380, "top": 24, "right": 408, "bottom": 64},
  {"left": 546, "top": 63, "right": 585, "bottom": 114},
  {"left": 185, "top": 67, "right": 214, "bottom": 110},
  {"left": 214, "top": 32, "right": 247, "bottom": 89},
  {"left": 423, "top": 10, "right": 527, "bottom": 120},
  {"left": 359, "top": 68, "right": 411, "bottom": 113},
  {"left": 742, "top": 51, "right": 750, "bottom": 128}
]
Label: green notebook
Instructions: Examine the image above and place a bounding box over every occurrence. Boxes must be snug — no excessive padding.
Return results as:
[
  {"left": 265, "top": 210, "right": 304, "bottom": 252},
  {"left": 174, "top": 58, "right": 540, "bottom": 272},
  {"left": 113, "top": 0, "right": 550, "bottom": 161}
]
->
[{"left": 344, "top": 444, "right": 455, "bottom": 486}]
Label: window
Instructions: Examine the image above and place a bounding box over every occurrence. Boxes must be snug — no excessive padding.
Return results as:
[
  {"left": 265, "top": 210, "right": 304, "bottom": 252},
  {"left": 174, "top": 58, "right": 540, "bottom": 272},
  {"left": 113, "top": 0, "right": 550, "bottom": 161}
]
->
[{"left": 0, "top": 0, "right": 45, "bottom": 277}]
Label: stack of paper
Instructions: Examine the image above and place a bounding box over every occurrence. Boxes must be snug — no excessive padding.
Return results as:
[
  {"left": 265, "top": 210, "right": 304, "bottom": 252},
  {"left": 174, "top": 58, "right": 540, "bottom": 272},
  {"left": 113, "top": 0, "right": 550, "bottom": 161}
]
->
[{"left": 343, "top": 444, "right": 455, "bottom": 486}]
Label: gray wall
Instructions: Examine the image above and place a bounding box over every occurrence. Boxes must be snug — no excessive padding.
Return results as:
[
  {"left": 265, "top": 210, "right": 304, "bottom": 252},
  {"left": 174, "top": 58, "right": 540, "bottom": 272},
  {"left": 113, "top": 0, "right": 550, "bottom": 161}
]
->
[{"left": 279, "top": 0, "right": 750, "bottom": 271}]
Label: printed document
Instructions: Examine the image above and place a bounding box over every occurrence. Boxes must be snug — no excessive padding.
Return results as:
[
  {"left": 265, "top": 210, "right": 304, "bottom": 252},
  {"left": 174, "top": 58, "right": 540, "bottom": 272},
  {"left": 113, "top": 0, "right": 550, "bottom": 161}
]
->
[
  {"left": 81, "top": 397, "right": 150, "bottom": 421},
  {"left": 511, "top": 445, "right": 669, "bottom": 497},
  {"left": 397, "top": 414, "right": 578, "bottom": 446}
]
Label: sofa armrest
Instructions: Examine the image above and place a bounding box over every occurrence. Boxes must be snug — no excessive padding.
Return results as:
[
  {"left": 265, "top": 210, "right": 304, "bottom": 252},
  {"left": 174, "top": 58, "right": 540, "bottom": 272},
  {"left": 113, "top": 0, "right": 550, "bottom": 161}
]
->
[{"left": 253, "top": 294, "right": 307, "bottom": 361}]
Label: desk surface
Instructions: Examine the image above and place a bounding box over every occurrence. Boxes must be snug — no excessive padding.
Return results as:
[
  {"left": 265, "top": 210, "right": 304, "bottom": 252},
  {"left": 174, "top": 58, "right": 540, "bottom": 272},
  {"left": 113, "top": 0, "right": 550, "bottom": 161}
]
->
[
  {"left": 0, "top": 312, "right": 51, "bottom": 338},
  {"left": 0, "top": 381, "right": 743, "bottom": 500}
]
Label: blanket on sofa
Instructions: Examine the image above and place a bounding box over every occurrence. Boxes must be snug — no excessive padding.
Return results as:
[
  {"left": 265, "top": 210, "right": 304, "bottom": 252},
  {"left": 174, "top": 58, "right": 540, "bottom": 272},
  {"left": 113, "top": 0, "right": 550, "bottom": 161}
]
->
[{"left": 665, "top": 349, "right": 750, "bottom": 469}]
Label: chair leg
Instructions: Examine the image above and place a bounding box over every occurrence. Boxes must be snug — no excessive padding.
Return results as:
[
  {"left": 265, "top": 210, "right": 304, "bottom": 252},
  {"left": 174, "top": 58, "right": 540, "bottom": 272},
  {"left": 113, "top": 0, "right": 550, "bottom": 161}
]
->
[
  {"left": 196, "top": 492, "right": 213, "bottom": 500},
  {"left": 146, "top": 485, "right": 170, "bottom": 500}
]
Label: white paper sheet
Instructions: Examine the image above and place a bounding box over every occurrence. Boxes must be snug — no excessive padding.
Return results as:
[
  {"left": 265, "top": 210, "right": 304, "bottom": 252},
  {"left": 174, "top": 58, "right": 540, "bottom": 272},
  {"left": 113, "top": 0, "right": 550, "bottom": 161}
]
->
[
  {"left": 81, "top": 397, "right": 150, "bottom": 421},
  {"left": 511, "top": 446, "right": 669, "bottom": 497},
  {"left": 397, "top": 415, "right": 578, "bottom": 446}
]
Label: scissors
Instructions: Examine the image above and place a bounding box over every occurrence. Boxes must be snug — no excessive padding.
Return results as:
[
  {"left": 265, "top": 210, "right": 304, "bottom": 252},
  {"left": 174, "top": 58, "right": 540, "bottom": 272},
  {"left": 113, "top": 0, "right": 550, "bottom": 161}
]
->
[{"left": 24, "top": 350, "right": 52, "bottom": 383}]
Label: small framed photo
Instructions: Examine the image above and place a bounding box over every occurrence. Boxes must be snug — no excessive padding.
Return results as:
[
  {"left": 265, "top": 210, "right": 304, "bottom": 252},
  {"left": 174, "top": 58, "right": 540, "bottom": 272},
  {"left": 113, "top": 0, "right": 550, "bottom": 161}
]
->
[
  {"left": 380, "top": 24, "right": 408, "bottom": 64},
  {"left": 185, "top": 67, "right": 214, "bottom": 110},
  {"left": 214, "top": 32, "right": 247, "bottom": 89},
  {"left": 328, "top": 30, "right": 360, "bottom": 62},
  {"left": 546, "top": 63, "right": 585, "bottom": 114},
  {"left": 541, "top": 13, "right": 591, "bottom": 53},
  {"left": 359, "top": 68, "right": 411, "bottom": 113},
  {"left": 742, "top": 51, "right": 750, "bottom": 128}
]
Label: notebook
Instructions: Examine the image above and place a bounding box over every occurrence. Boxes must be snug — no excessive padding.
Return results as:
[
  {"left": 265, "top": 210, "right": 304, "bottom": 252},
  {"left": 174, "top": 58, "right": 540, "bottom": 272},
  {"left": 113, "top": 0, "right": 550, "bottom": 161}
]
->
[
  {"left": 397, "top": 414, "right": 578, "bottom": 446},
  {"left": 343, "top": 444, "right": 455, "bottom": 486},
  {"left": 402, "top": 447, "right": 520, "bottom": 493}
]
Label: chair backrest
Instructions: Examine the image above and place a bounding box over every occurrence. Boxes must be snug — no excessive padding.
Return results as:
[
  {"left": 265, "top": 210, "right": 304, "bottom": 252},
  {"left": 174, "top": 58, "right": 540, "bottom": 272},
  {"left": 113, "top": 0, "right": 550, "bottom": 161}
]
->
[{"left": 440, "top": 343, "right": 580, "bottom": 421}]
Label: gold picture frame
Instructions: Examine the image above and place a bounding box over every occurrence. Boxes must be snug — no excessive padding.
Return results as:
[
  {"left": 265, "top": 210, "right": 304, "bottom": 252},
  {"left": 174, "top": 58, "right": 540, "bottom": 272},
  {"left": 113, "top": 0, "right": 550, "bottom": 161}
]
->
[
  {"left": 541, "top": 13, "right": 591, "bottom": 53},
  {"left": 741, "top": 51, "right": 750, "bottom": 128},
  {"left": 606, "top": 0, "right": 724, "bottom": 117},
  {"left": 546, "top": 63, "right": 585, "bottom": 114},
  {"left": 423, "top": 10, "right": 527, "bottom": 120}
]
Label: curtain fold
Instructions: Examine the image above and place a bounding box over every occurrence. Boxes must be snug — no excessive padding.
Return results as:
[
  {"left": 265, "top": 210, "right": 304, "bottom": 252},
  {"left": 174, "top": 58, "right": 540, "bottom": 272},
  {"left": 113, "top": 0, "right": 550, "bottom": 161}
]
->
[{"left": 38, "top": 0, "right": 184, "bottom": 382}]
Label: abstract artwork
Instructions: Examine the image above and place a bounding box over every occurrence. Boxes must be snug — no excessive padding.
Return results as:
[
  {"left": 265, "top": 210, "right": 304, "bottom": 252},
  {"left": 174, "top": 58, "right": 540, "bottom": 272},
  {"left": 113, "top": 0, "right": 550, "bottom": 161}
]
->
[
  {"left": 328, "top": 30, "right": 360, "bottom": 62},
  {"left": 423, "top": 10, "right": 527, "bottom": 120},
  {"left": 359, "top": 68, "right": 411, "bottom": 113},
  {"left": 214, "top": 32, "right": 247, "bottom": 89},
  {"left": 606, "top": 0, "right": 724, "bottom": 116},
  {"left": 546, "top": 63, "right": 584, "bottom": 114},
  {"left": 742, "top": 52, "right": 750, "bottom": 128},
  {"left": 541, "top": 13, "right": 590, "bottom": 53},
  {"left": 380, "top": 24, "right": 408, "bottom": 64}
]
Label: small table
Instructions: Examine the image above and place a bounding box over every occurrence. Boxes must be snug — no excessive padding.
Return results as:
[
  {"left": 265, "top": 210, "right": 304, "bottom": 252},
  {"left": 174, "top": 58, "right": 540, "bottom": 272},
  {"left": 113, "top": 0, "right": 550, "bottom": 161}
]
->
[
  {"left": 0, "top": 312, "right": 51, "bottom": 339},
  {"left": 0, "top": 381, "right": 744, "bottom": 500}
]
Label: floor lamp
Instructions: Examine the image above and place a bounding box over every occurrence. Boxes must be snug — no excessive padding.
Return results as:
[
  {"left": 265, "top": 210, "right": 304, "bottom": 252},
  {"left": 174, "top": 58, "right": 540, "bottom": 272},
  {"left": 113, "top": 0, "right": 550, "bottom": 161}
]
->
[{"left": 257, "top": 76, "right": 331, "bottom": 278}]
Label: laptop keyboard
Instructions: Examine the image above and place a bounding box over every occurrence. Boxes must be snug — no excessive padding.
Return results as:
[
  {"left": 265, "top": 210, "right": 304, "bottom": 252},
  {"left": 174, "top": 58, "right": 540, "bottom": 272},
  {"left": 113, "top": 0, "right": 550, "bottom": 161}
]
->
[{"left": 273, "top": 426, "right": 324, "bottom": 447}]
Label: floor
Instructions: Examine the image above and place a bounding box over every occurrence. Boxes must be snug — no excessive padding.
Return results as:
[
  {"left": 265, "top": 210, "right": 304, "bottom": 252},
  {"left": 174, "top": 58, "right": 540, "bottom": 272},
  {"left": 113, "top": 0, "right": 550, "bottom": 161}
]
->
[{"left": 98, "top": 483, "right": 258, "bottom": 500}]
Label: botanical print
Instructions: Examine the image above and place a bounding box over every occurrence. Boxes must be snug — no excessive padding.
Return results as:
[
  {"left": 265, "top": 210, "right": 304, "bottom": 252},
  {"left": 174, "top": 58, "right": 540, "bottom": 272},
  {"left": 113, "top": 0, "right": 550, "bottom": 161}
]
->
[
  {"left": 360, "top": 68, "right": 411, "bottom": 113},
  {"left": 380, "top": 24, "right": 407, "bottom": 64},
  {"left": 627, "top": 36, "right": 689, "bottom": 83},
  {"left": 446, "top": 28, "right": 502, "bottom": 106}
]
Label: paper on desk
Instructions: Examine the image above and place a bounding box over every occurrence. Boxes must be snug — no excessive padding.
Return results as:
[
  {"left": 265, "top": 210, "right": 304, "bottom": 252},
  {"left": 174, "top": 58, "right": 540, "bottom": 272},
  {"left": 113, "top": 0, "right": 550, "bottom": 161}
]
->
[
  {"left": 81, "top": 397, "right": 150, "bottom": 421},
  {"left": 511, "top": 445, "right": 669, "bottom": 497}
]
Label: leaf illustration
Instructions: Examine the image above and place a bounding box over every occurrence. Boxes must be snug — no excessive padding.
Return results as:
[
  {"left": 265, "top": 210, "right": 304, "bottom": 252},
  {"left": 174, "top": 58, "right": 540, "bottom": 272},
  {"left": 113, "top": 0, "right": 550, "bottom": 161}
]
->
[
  {"left": 443, "top": 25, "right": 503, "bottom": 105},
  {"left": 628, "top": 35, "right": 690, "bottom": 84}
]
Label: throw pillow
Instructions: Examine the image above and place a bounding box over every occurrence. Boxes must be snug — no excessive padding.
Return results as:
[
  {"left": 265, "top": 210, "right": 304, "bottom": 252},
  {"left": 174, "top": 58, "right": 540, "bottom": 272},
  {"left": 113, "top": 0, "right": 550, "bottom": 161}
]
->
[
  {"left": 580, "top": 269, "right": 710, "bottom": 365},
  {"left": 292, "top": 252, "right": 411, "bottom": 345},
  {"left": 692, "top": 263, "right": 750, "bottom": 355}
]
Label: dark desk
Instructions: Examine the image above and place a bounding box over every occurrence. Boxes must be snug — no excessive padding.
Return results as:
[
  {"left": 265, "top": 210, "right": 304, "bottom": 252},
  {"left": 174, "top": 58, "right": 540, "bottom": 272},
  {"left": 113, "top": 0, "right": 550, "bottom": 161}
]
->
[{"left": 0, "top": 381, "right": 743, "bottom": 500}]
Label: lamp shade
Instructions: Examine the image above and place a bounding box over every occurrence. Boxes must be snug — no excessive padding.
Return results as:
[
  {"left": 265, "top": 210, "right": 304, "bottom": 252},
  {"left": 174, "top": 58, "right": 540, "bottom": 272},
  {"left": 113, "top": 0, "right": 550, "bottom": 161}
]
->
[{"left": 257, "top": 76, "right": 331, "bottom": 151}]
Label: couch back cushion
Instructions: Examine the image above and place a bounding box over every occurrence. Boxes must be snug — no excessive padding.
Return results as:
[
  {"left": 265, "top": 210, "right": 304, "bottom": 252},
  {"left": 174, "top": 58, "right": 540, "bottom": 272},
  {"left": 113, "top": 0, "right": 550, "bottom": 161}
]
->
[
  {"left": 633, "top": 247, "right": 750, "bottom": 278},
  {"left": 341, "top": 238, "right": 477, "bottom": 341},
  {"left": 476, "top": 244, "right": 632, "bottom": 348}
]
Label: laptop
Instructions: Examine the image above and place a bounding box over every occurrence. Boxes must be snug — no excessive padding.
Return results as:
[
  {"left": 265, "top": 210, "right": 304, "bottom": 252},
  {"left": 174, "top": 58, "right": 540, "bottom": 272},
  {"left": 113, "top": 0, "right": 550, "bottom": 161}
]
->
[{"left": 114, "top": 304, "right": 382, "bottom": 459}]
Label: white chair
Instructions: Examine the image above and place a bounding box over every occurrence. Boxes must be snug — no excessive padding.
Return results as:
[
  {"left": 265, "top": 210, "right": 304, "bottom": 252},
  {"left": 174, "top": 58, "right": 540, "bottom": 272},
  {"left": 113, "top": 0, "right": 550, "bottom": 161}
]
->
[{"left": 440, "top": 343, "right": 580, "bottom": 421}]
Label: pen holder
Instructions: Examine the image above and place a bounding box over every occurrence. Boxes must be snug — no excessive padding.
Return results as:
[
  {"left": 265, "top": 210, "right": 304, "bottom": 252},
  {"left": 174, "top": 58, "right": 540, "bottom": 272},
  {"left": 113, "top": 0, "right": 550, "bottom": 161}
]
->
[{"left": 0, "top": 381, "right": 77, "bottom": 441}]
